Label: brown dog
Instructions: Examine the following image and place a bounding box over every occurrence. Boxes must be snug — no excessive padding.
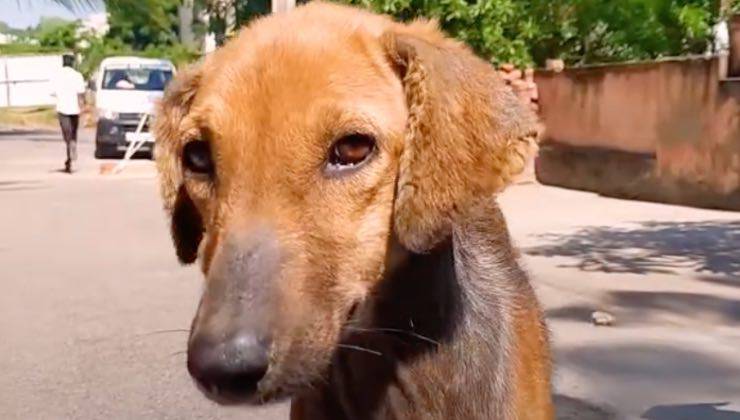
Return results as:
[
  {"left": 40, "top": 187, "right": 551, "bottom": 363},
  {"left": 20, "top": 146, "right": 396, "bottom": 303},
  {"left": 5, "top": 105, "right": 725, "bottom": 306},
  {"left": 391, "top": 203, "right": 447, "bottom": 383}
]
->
[{"left": 154, "top": 2, "right": 552, "bottom": 419}]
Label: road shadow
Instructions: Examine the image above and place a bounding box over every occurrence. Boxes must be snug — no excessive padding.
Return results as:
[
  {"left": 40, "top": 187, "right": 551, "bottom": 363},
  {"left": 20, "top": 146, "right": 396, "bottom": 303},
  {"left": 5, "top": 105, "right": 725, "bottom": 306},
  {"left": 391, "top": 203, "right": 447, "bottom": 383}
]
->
[
  {"left": 555, "top": 394, "right": 618, "bottom": 420},
  {"left": 49, "top": 168, "right": 73, "bottom": 174},
  {"left": 525, "top": 220, "right": 740, "bottom": 278},
  {"left": 0, "top": 180, "right": 47, "bottom": 192},
  {"left": 546, "top": 290, "right": 740, "bottom": 325},
  {"left": 0, "top": 128, "right": 61, "bottom": 143},
  {"left": 696, "top": 275, "right": 740, "bottom": 289},
  {"left": 556, "top": 343, "right": 740, "bottom": 413},
  {"left": 642, "top": 402, "right": 740, "bottom": 420},
  {"left": 0, "top": 128, "right": 55, "bottom": 136}
]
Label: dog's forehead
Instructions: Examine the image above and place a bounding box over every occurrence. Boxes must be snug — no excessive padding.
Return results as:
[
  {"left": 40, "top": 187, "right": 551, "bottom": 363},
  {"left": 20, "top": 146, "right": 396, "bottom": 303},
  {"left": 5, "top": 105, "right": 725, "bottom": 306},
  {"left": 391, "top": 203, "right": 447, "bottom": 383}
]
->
[{"left": 190, "top": 26, "right": 406, "bottom": 160}]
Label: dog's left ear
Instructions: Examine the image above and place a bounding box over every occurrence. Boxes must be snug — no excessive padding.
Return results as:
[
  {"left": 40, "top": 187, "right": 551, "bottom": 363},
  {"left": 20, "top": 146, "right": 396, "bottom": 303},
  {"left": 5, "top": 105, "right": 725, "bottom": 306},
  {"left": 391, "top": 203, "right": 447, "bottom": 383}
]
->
[
  {"left": 382, "top": 23, "right": 539, "bottom": 253},
  {"left": 154, "top": 64, "right": 204, "bottom": 264}
]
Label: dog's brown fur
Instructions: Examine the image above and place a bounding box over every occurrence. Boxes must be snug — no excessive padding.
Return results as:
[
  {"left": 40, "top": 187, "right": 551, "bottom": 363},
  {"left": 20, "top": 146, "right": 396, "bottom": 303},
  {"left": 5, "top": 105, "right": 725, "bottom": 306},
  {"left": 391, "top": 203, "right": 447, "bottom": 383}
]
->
[{"left": 154, "top": 2, "right": 552, "bottom": 419}]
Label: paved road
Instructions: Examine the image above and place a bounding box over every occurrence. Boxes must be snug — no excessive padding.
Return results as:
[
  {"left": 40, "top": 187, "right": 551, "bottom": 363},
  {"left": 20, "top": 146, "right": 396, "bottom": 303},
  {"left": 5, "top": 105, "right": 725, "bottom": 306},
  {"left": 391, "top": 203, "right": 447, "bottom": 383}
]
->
[{"left": 1, "top": 127, "right": 739, "bottom": 419}]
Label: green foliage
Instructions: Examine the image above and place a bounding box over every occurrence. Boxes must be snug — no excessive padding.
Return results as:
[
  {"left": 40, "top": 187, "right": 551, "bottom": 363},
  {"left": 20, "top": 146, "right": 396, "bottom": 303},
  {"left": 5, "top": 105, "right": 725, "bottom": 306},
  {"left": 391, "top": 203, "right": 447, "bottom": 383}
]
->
[
  {"left": 10, "top": 0, "right": 725, "bottom": 71},
  {"left": 2, "top": 1, "right": 197, "bottom": 77},
  {"left": 731, "top": 0, "right": 740, "bottom": 13},
  {"left": 50, "top": 0, "right": 99, "bottom": 12},
  {"left": 0, "top": 17, "right": 79, "bottom": 56},
  {"left": 105, "top": 0, "right": 181, "bottom": 50},
  {"left": 0, "top": 21, "right": 27, "bottom": 36},
  {"left": 77, "top": 36, "right": 124, "bottom": 77},
  {"left": 530, "top": 0, "right": 717, "bottom": 65},
  {"left": 71, "top": 0, "right": 200, "bottom": 78},
  {"left": 342, "top": 0, "right": 535, "bottom": 66},
  {"left": 201, "top": 0, "right": 272, "bottom": 46},
  {"left": 35, "top": 19, "right": 80, "bottom": 50},
  {"left": 0, "top": 43, "right": 68, "bottom": 55},
  {"left": 334, "top": 0, "right": 722, "bottom": 66}
]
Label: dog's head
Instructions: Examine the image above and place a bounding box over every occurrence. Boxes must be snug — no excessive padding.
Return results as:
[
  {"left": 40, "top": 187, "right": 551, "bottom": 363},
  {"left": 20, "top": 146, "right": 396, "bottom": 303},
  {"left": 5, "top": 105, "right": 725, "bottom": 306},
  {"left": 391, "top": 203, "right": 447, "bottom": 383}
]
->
[{"left": 155, "top": 2, "right": 536, "bottom": 404}]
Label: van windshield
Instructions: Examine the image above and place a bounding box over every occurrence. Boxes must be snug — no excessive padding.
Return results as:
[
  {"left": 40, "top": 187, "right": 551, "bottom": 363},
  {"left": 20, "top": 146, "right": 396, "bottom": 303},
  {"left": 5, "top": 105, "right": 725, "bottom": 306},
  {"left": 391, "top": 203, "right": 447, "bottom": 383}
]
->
[{"left": 102, "top": 67, "right": 173, "bottom": 91}]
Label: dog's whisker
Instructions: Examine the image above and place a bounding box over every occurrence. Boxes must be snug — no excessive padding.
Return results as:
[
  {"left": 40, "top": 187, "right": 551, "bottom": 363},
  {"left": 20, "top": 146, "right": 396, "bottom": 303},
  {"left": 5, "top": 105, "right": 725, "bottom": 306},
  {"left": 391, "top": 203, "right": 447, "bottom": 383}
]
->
[
  {"left": 344, "top": 326, "right": 440, "bottom": 346},
  {"left": 136, "top": 328, "right": 190, "bottom": 338},
  {"left": 337, "top": 344, "right": 383, "bottom": 357},
  {"left": 169, "top": 350, "right": 187, "bottom": 357}
]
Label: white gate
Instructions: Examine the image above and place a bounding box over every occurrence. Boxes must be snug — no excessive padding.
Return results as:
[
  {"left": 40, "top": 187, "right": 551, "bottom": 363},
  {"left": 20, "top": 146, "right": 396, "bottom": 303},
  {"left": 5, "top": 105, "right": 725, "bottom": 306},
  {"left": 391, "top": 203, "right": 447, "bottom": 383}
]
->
[{"left": 0, "top": 54, "right": 63, "bottom": 107}]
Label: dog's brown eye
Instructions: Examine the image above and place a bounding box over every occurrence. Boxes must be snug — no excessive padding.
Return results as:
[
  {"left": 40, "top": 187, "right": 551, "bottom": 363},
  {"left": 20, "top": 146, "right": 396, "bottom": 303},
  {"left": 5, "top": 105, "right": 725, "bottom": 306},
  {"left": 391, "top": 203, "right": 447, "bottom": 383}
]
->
[
  {"left": 182, "top": 141, "right": 213, "bottom": 175},
  {"left": 328, "top": 134, "right": 375, "bottom": 169}
]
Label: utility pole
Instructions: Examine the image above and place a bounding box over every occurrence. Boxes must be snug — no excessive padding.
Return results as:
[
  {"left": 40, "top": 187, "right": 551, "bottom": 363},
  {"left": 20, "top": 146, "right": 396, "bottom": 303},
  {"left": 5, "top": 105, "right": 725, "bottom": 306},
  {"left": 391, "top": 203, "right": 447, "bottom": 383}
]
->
[
  {"left": 178, "top": 0, "right": 195, "bottom": 47},
  {"left": 272, "top": 0, "right": 296, "bottom": 13}
]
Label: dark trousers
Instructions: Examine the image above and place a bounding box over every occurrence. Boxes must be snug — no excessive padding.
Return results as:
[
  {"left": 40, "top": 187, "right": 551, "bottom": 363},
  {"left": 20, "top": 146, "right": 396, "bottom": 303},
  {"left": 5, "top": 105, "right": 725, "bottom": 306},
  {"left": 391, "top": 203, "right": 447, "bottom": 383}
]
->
[{"left": 58, "top": 113, "right": 79, "bottom": 167}]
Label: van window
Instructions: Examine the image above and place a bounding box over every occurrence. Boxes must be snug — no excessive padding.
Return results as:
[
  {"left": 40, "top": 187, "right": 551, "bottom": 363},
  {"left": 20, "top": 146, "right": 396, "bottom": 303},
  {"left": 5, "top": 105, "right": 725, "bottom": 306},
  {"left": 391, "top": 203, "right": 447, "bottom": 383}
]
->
[{"left": 102, "top": 68, "right": 173, "bottom": 91}]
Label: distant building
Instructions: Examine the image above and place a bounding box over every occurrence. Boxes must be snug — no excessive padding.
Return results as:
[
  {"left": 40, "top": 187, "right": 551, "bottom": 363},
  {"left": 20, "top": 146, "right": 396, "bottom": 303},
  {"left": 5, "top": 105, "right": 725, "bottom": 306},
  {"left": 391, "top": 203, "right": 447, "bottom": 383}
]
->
[
  {"left": 79, "top": 12, "right": 109, "bottom": 38},
  {"left": 0, "top": 32, "right": 18, "bottom": 44}
]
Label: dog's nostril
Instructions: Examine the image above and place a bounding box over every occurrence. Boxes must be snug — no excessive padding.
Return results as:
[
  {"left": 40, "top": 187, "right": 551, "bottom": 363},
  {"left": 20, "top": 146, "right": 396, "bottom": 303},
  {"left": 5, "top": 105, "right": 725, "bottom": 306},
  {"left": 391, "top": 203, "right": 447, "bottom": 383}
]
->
[{"left": 187, "top": 333, "right": 270, "bottom": 401}]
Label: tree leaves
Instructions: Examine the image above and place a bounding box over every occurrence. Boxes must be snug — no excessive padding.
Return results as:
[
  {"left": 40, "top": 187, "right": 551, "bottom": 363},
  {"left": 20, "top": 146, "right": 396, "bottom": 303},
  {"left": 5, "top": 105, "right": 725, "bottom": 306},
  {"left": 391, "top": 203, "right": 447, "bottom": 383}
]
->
[{"left": 334, "top": 0, "right": 721, "bottom": 67}]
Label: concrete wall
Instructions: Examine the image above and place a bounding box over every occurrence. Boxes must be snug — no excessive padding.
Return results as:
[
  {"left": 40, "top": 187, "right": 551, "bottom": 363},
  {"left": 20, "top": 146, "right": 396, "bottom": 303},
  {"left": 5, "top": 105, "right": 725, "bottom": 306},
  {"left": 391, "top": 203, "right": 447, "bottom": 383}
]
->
[
  {"left": 535, "top": 57, "right": 740, "bottom": 210},
  {"left": 0, "top": 54, "right": 63, "bottom": 108}
]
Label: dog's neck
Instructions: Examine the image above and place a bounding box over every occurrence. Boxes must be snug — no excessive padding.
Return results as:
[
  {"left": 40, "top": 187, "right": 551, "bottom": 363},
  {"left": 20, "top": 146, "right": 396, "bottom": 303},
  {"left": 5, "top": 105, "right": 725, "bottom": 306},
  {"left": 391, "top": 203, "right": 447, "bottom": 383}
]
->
[{"left": 295, "top": 201, "right": 527, "bottom": 419}]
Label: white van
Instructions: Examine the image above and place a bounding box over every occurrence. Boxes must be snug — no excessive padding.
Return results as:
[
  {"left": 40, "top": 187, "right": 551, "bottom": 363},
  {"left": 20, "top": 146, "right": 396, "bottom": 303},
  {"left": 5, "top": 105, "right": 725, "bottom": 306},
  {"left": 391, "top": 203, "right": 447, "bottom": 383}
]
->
[{"left": 91, "top": 56, "right": 175, "bottom": 158}]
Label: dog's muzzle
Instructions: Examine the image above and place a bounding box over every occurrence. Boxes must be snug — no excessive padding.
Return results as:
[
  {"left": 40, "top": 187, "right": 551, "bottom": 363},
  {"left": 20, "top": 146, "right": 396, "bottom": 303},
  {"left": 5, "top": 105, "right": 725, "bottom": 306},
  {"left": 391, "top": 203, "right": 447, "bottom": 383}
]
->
[{"left": 186, "top": 227, "right": 280, "bottom": 403}]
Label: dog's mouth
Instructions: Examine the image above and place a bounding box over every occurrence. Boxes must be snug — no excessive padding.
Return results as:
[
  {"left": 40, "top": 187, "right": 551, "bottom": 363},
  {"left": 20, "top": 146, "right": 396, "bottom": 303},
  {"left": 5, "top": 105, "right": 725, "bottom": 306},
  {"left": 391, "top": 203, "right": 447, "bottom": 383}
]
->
[{"left": 191, "top": 368, "right": 292, "bottom": 406}]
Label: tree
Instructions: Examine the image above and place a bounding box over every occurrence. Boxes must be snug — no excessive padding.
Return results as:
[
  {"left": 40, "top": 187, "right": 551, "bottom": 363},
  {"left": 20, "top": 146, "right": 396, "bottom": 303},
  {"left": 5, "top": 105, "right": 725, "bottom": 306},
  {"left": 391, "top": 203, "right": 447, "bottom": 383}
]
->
[
  {"left": 526, "top": 0, "right": 717, "bottom": 65},
  {"left": 104, "top": 0, "right": 181, "bottom": 50},
  {"left": 340, "top": 0, "right": 535, "bottom": 66},
  {"left": 334, "top": 0, "right": 721, "bottom": 66},
  {"left": 34, "top": 18, "right": 80, "bottom": 50},
  {"left": 49, "top": 0, "right": 723, "bottom": 67}
]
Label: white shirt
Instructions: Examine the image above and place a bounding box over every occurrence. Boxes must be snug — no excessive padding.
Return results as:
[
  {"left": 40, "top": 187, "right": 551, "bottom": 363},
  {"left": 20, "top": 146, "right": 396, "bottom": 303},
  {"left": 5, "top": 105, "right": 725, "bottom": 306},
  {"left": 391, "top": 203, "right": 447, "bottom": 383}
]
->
[{"left": 51, "top": 66, "right": 86, "bottom": 115}]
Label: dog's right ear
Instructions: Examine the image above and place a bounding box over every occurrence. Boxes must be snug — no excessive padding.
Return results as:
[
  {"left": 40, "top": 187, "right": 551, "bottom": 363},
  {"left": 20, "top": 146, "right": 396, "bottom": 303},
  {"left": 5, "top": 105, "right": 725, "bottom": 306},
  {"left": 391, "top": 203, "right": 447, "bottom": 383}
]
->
[
  {"left": 154, "top": 64, "right": 203, "bottom": 264},
  {"left": 381, "top": 22, "right": 538, "bottom": 253}
]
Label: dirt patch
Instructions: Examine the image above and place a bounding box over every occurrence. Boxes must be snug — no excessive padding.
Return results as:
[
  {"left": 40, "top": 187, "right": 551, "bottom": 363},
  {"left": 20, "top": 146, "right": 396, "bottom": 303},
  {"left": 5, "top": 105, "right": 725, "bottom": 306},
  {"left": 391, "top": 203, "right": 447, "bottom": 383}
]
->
[{"left": 0, "top": 106, "right": 58, "bottom": 128}]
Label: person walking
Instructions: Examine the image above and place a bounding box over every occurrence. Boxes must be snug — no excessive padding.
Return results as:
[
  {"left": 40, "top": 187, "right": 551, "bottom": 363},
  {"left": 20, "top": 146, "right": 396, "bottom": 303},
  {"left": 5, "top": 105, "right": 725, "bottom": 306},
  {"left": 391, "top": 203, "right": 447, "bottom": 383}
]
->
[{"left": 50, "top": 54, "right": 86, "bottom": 173}]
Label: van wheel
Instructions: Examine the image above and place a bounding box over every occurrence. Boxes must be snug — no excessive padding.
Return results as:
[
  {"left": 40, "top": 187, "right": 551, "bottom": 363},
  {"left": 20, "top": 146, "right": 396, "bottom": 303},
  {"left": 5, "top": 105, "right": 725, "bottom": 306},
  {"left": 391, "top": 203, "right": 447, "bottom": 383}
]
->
[{"left": 94, "top": 144, "right": 117, "bottom": 159}]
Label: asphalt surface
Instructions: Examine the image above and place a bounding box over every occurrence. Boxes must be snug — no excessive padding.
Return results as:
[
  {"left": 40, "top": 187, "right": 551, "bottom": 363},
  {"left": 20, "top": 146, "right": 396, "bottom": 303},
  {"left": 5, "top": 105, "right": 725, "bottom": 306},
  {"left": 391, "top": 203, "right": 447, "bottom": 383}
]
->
[{"left": 1, "top": 126, "right": 739, "bottom": 419}]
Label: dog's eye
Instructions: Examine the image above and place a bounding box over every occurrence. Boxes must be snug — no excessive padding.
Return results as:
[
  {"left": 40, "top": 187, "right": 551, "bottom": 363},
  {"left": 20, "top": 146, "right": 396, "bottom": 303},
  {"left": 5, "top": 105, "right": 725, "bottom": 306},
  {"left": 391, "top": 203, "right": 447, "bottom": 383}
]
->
[
  {"left": 328, "top": 134, "right": 375, "bottom": 169},
  {"left": 182, "top": 141, "right": 214, "bottom": 175}
]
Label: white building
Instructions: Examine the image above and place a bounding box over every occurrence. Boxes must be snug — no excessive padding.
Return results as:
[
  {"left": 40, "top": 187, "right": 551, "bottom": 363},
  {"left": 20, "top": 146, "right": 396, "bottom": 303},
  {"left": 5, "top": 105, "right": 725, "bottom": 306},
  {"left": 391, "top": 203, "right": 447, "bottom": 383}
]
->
[
  {"left": 78, "top": 12, "right": 109, "bottom": 38},
  {"left": 0, "top": 33, "right": 18, "bottom": 44}
]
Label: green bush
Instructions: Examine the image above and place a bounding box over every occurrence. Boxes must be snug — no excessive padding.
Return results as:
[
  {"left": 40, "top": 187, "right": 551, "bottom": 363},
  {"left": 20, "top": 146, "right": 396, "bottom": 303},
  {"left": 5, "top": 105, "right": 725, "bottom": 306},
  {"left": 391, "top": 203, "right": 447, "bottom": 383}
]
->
[
  {"left": 36, "top": 20, "right": 80, "bottom": 50},
  {"left": 339, "top": 0, "right": 535, "bottom": 66},
  {"left": 334, "top": 0, "right": 721, "bottom": 67},
  {"left": 0, "top": 43, "right": 68, "bottom": 55},
  {"left": 74, "top": 0, "right": 201, "bottom": 79},
  {"left": 731, "top": 0, "right": 740, "bottom": 13}
]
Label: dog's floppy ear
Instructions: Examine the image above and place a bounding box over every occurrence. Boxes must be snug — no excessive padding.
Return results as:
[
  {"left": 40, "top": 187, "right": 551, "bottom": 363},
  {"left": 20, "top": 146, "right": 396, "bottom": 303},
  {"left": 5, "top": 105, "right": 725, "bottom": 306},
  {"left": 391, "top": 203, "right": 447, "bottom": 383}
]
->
[
  {"left": 382, "top": 23, "right": 538, "bottom": 253},
  {"left": 154, "top": 64, "right": 203, "bottom": 264}
]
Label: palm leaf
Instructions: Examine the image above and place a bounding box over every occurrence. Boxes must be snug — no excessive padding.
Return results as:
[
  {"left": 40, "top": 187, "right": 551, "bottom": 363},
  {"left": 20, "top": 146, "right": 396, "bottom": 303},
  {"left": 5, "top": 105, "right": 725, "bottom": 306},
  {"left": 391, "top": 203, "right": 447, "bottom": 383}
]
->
[{"left": 48, "top": 0, "right": 98, "bottom": 12}]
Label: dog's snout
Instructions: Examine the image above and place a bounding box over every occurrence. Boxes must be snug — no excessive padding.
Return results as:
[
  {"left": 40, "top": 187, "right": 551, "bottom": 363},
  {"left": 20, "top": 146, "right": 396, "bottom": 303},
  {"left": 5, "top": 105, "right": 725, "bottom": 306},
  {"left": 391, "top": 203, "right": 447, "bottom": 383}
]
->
[
  {"left": 188, "top": 227, "right": 281, "bottom": 402},
  {"left": 187, "top": 332, "right": 270, "bottom": 402}
]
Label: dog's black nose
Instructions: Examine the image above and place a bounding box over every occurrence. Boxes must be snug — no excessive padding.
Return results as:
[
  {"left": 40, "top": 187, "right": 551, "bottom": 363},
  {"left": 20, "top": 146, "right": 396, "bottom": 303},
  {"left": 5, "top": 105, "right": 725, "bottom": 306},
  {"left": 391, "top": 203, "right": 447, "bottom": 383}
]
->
[{"left": 187, "top": 333, "right": 270, "bottom": 402}]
